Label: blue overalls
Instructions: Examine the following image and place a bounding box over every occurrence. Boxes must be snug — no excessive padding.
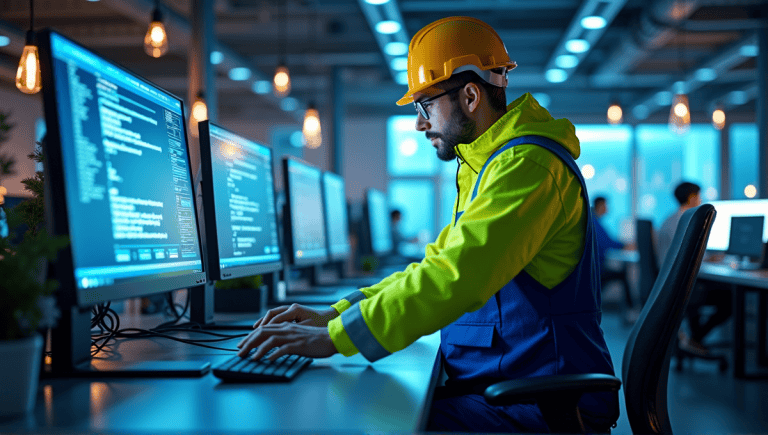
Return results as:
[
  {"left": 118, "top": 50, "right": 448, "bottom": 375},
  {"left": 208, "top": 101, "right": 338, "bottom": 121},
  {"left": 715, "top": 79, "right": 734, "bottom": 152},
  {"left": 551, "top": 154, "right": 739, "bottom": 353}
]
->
[{"left": 432, "top": 136, "right": 619, "bottom": 432}]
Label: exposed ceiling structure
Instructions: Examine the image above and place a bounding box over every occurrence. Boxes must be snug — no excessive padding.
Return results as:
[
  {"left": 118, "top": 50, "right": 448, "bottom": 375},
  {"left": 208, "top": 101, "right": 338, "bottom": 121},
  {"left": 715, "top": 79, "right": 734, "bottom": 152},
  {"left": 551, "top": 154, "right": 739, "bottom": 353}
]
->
[{"left": 0, "top": 0, "right": 764, "bottom": 124}]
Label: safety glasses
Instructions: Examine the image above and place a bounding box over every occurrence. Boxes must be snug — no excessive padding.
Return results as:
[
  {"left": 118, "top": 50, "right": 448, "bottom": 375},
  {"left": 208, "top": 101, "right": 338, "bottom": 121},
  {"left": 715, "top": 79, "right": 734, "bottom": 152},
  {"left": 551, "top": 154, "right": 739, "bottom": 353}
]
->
[{"left": 413, "top": 85, "right": 464, "bottom": 120}]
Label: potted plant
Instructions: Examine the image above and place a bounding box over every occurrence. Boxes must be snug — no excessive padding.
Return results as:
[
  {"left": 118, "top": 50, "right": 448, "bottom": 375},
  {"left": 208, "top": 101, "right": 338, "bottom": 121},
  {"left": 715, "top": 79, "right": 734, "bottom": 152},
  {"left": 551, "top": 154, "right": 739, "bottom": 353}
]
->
[{"left": 0, "top": 138, "right": 68, "bottom": 418}]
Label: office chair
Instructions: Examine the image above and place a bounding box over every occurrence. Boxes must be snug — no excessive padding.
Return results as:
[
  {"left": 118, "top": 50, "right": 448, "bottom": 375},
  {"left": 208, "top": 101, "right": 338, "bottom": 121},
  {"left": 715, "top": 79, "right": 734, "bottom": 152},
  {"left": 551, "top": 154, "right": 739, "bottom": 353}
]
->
[
  {"left": 636, "top": 219, "right": 659, "bottom": 307},
  {"left": 483, "top": 204, "right": 716, "bottom": 434}
]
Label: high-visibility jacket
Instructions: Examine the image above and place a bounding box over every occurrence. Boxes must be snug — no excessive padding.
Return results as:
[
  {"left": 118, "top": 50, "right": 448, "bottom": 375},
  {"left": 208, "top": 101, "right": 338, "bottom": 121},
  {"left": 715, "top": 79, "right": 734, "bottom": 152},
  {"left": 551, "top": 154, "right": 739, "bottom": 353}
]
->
[{"left": 327, "top": 93, "right": 618, "bottom": 423}]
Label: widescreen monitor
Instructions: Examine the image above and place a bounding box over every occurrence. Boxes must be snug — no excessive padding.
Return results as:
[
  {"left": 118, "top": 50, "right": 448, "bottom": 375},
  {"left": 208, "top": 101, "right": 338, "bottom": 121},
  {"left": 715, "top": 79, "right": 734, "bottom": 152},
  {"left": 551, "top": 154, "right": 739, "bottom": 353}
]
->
[
  {"left": 322, "top": 172, "right": 351, "bottom": 261},
  {"left": 198, "top": 121, "right": 282, "bottom": 281},
  {"left": 366, "top": 188, "right": 393, "bottom": 255},
  {"left": 282, "top": 157, "right": 328, "bottom": 266},
  {"left": 727, "top": 216, "right": 765, "bottom": 259},
  {"left": 39, "top": 30, "right": 206, "bottom": 306},
  {"left": 706, "top": 199, "right": 768, "bottom": 251}
]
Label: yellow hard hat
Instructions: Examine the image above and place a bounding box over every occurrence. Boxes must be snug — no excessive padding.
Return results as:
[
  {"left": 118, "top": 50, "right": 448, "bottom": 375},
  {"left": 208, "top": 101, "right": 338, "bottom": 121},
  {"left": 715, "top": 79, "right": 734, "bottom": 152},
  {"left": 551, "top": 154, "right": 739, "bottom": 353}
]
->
[{"left": 396, "top": 16, "right": 517, "bottom": 106}]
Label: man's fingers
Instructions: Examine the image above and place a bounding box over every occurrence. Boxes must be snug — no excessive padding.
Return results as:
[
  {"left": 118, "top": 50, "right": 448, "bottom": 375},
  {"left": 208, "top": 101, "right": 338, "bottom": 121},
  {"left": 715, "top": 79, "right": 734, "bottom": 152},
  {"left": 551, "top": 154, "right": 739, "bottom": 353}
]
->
[
  {"left": 268, "top": 342, "right": 301, "bottom": 361},
  {"left": 255, "top": 306, "right": 289, "bottom": 328},
  {"left": 252, "top": 335, "right": 290, "bottom": 361},
  {"left": 298, "top": 319, "right": 313, "bottom": 325}
]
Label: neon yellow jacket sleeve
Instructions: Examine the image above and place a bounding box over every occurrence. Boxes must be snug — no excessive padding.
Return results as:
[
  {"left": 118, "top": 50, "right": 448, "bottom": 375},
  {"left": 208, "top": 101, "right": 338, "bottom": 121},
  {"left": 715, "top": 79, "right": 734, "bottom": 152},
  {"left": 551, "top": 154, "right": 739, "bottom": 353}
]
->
[{"left": 328, "top": 151, "right": 574, "bottom": 359}]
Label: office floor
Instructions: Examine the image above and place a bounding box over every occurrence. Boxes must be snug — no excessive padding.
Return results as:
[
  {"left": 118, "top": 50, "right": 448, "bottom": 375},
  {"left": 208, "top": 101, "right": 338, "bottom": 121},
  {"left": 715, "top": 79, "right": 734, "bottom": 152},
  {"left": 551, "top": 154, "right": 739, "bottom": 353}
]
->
[{"left": 600, "top": 286, "right": 768, "bottom": 434}]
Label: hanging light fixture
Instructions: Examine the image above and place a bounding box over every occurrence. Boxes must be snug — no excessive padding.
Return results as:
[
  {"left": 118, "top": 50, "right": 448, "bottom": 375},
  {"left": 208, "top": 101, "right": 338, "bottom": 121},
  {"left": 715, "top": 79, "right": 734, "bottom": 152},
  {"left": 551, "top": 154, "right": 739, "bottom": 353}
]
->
[
  {"left": 303, "top": 103, "right": 321, "bottom": 149},
  {"left": 669, "top": 92, "right": 690, "bottom": 134},
  {"left": 273, "top": 64, "right": 291, "bottom": 97},
  {"left": 712, "top": 107, "right": 726, "bottom": 130},
  {"left": 16, "top": 0, "right": 41, "bottom": 94},
  {"left": 189, "top": 92, "right": 208, "bottom": 137},
  {"left": 668, "top": 10, "right": 690, "bottom": 135},
  {"left": 144, "top": 1, "right": 169, "bottom": 58},
  {"left": 607, "top": 101, "right": 623, "bottom": 125},
  {"left": 273, "top": 1, "right": 291, "bottom": 97}
]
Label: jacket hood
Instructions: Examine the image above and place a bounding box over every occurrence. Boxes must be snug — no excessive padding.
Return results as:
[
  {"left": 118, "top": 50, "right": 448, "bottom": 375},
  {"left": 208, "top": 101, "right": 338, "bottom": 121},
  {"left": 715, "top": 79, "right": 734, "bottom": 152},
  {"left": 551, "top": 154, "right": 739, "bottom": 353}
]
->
[{"left": 455, "top": 92, "right": 581, "bottom": 171}]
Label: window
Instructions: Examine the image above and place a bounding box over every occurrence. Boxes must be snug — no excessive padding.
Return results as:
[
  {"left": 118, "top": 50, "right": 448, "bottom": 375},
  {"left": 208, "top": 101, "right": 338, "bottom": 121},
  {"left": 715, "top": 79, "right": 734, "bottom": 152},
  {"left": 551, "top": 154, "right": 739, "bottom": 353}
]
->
[
  {"left": 729, "top": 123, "right": 758, "bottom": 199},
  {"left": 636, "top": 125, "right": 719, "bottom": 228},
  {"left": 575, "top": 125, "right": 632, "bottom": 242}
]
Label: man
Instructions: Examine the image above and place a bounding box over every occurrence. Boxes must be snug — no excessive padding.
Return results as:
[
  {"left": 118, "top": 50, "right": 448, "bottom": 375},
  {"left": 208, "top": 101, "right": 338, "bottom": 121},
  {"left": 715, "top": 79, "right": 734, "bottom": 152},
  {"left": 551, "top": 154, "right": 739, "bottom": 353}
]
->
[
  {"left": 593, "top": 196, "right": 627, "bottom": 268},
  {"left": 657, "top": 182, "right": 731, "bottom": 355},
  {"left": 656, "top": 182, "right": 702, "bottom": 265},
  {"left": 237, "top": 16, "right": 619, "bottom": 432}
]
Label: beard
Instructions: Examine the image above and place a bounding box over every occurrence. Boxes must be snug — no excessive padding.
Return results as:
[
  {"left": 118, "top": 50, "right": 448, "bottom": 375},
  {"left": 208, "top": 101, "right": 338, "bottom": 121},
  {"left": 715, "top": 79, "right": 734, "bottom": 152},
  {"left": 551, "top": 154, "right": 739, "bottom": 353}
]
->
[{"left": 425, "top": 102, "right": 477, "bottom": 162}]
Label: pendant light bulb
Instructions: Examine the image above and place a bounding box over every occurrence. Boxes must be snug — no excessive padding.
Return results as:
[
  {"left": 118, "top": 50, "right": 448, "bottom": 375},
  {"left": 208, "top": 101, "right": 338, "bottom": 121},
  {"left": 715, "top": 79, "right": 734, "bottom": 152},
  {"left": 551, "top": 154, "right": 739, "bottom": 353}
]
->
[
  {"left": 144, "top": 7, "right": 169, "bottom": 58},
  {"left": 606, "top": 102, "right": 623, "bottom": 125},
  {"left": 16, "top": 32, "right": 41, "bottom": 95},
  {"left": 712, "top": 108, "right": 725, "bottom": 130},
  {"left": 189, "top": 93, "right": 207, "bottom": 138},
  {"left": 668, "top": 94, "right": 690, "bottom": 134},
  {"left": 273, "top": 65, "right": 291, "bottom": 97},
  {"left": 303, "top": 105, "right": 321, "bottom": 149}
]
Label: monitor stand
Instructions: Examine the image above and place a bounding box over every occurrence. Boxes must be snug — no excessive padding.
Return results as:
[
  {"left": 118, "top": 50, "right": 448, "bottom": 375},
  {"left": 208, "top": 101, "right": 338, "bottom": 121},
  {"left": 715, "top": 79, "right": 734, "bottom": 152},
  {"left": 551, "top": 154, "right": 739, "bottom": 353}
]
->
[{"left": 187, "top": 273, "right": 277, "bottom": 330}]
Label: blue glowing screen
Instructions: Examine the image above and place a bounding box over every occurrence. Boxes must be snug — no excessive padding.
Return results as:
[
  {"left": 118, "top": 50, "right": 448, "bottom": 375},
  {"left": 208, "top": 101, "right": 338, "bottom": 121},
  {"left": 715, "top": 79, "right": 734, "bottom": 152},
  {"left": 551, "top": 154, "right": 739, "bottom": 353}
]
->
[
  {"left": 367, "top": 189, "right": 393, "bottom": 255},
  {"left": 322, "top": 172, "right": 351, "bottom": 259},
  {"left": 50, "top": 33, "right": 202, "bottom": 290},
  {"left": 286, "top": 159, "right": 328, "bottom": 262},
  {"left": 208, "top": 125, "right": 281, "bottom": 269}
]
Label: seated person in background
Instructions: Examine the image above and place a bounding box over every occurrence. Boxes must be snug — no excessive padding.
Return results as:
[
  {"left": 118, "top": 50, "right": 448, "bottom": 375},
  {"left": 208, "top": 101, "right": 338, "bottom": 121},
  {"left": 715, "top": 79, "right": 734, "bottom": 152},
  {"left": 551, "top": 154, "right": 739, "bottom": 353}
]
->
[
  {"left": 657, "top": 181, "right": 732, "bottom": 356},
  {"left": 592, "top": 196, "right": 629, "bottom": 268},
  {"left": 390, "top": 209, "right": 418, "bottom": 255}
]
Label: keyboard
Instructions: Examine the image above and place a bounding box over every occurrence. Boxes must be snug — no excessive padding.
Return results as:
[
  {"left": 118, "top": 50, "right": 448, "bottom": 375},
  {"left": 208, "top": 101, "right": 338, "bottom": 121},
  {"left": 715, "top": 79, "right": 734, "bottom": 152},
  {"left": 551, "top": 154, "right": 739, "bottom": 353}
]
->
[{"left": 213, "top": 348, "right": 312, "bottom": 382}]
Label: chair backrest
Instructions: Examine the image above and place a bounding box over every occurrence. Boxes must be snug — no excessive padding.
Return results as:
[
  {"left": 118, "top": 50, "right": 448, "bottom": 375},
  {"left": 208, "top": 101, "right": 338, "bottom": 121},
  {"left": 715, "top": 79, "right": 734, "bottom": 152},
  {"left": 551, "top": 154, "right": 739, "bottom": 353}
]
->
[
  {"left": 636, "top": 219, "right": 660, "bottom": 305},
  {"left": 622, "top": 205, "right": 716, "bottom": 434}
]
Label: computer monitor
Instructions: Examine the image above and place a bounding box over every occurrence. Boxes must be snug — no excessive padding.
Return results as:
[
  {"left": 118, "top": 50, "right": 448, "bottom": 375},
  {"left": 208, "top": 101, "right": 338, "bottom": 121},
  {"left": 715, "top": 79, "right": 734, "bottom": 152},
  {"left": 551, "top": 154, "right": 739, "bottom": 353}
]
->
[
  {"left": 706, "top": 199, "right": 768, "bottom": 251},
  {"left": 282, "top": 157, "right": 329, "bottom": 266},
  {"left": 39, "top": 30, "right": 207, "bottom": 375},
  {"left": 198, "top": 121, "right": 282, "bottom": 280},
  {"left": 322, "top": 172, "right": 351, "bottom": 262},
  {"left": 727, "top": 216, "right": 765, "bottom": 259},
  {"left": 365, "top": 188, "right": 393, "bottom": 256}
]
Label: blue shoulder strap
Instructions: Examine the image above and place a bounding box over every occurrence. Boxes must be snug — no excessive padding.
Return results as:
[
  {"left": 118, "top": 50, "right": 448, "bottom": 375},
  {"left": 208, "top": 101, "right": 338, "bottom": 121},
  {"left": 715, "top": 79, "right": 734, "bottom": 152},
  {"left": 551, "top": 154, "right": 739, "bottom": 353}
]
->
[{"left": 455, "top": 135, "right": 590, "bottom": 226}]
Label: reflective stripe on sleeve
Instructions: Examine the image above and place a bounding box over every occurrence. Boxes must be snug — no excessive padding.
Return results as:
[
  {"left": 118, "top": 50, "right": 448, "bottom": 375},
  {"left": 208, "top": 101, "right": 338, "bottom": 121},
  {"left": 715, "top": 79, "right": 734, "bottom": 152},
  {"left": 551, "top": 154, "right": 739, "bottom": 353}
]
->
[
  {"left": 340, "top": 303, "right": 391, "bottom": 362},
  {"left": 342, "top": 290, "right": 367, "bottom": 305}
]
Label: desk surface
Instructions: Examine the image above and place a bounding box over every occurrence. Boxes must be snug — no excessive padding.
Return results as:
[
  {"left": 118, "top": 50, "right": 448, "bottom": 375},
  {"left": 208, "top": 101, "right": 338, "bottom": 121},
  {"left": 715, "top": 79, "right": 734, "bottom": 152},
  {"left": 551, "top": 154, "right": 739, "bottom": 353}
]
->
[
  {"left": 697, "top": 263, "right": 768, "bottom": 289},
  {"left": 1, "top": 313, "right": 442, "bottom": 433}
]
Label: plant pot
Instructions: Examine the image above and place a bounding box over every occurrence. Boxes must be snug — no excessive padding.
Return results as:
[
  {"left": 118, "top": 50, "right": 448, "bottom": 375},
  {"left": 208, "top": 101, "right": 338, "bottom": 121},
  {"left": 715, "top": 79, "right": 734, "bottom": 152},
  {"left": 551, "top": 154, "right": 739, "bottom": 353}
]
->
[{"left": 0, "top": 334, "right": 43, "bottom": 418}]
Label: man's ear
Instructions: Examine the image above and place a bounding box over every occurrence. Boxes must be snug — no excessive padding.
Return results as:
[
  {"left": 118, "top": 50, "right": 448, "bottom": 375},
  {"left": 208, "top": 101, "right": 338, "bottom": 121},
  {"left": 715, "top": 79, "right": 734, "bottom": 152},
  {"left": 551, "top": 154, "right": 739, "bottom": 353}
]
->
[{"left": 462, "top": 82, "right": 482, "bottom": 114}]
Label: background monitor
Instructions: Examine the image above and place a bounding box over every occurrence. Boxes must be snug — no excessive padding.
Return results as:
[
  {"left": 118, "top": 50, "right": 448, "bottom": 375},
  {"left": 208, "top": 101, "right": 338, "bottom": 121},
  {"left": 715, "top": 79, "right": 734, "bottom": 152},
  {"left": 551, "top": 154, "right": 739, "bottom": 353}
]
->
[
  {"left": 39, "top": 30, "right": 206, "bottom": 306},
  {"left": 282, "top": 157, "right": 328, "bottom": 266},
  {"left": 198, "top": 121, "right": 282, "bottom": 281},
  {"left": 365, "top": 188, "right": 393, "bottom": 255},
  {"left": 322, "top": 172, "right": 351, "bottom": 261},
  {"left": 726, "top": 216, "right": 765, "bottom": 259},
  {"left": 706, "top": 199, "right": 768, "bottom": 251}
]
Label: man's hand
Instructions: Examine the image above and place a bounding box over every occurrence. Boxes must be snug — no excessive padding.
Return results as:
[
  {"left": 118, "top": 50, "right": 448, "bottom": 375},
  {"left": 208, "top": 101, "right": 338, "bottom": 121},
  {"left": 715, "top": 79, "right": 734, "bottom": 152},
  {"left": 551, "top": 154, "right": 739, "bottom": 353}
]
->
[
  {"left": 252, "top": 303, "right": 339, "bottom": 328},
  {"left": 236, "top": 323, "right": 339, "bottom": 361}
]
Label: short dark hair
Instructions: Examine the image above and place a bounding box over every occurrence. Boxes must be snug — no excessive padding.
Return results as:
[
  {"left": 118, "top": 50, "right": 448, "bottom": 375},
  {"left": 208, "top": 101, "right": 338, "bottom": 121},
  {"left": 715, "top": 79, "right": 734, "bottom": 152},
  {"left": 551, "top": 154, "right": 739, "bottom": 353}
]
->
[
  {"left": 390, "top": 209, "right": 402, "bottom": 220},
  {"left": 438, "top": 70, "right": 507, "bottom": 113},
  {"left": 593, "top": 196, "right": 607, "bottom": 208},
  {"left": 674, "top": 182, "right": 701, "bottom": 205}
]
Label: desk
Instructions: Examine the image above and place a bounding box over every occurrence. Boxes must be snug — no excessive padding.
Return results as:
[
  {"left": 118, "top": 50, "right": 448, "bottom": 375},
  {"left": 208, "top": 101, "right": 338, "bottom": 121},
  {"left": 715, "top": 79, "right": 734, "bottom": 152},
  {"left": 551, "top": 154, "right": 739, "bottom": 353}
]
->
[
  {"left": 0, "top": 312, "right": 442, "bottom": 433},
  {"left": 697, "top": 264, "right": 768, "bottom": 379},
  {"left": 603, "top": 251, "right": 768, "bottom": 379}
]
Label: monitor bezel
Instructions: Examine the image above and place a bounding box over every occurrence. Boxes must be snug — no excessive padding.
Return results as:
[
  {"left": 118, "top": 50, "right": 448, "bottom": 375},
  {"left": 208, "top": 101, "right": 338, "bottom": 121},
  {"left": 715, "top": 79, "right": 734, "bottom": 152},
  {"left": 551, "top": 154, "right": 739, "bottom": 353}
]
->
[
  {"left": 38, "top": 29, "right": 207, "bottom": 308},
  {"left": 282, "top": 156, "right": 329, "bottom": 267},
  {"left": 364, "top": 187, "right": 393, "bottom": 256},
  {"left": 706, "top": 199, "right": 768, "bottom": 252},
  {"left": 726, "top": 215, "right": 766, "bottom": 259},
  {"left": 321, "top": 171, "right": 351, "bottom": 262},
  {"left": 198, "top": 121, "right": 283, "bottom": 281}
]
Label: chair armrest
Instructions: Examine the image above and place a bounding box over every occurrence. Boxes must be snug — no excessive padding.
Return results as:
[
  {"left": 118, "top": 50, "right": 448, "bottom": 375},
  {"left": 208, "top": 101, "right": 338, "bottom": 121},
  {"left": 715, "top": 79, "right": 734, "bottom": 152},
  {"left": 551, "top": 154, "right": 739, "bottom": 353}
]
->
[{"left": 484, "top": 373, "right": 621, "bottom": 406}]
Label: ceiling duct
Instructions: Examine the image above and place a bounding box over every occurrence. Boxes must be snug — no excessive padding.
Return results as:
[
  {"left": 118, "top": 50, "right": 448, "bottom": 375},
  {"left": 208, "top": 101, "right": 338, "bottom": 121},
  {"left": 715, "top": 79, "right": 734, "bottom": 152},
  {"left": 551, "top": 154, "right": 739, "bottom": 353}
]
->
[{"left": 591, "top": 0, "right": 700, "bottom": 86}]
